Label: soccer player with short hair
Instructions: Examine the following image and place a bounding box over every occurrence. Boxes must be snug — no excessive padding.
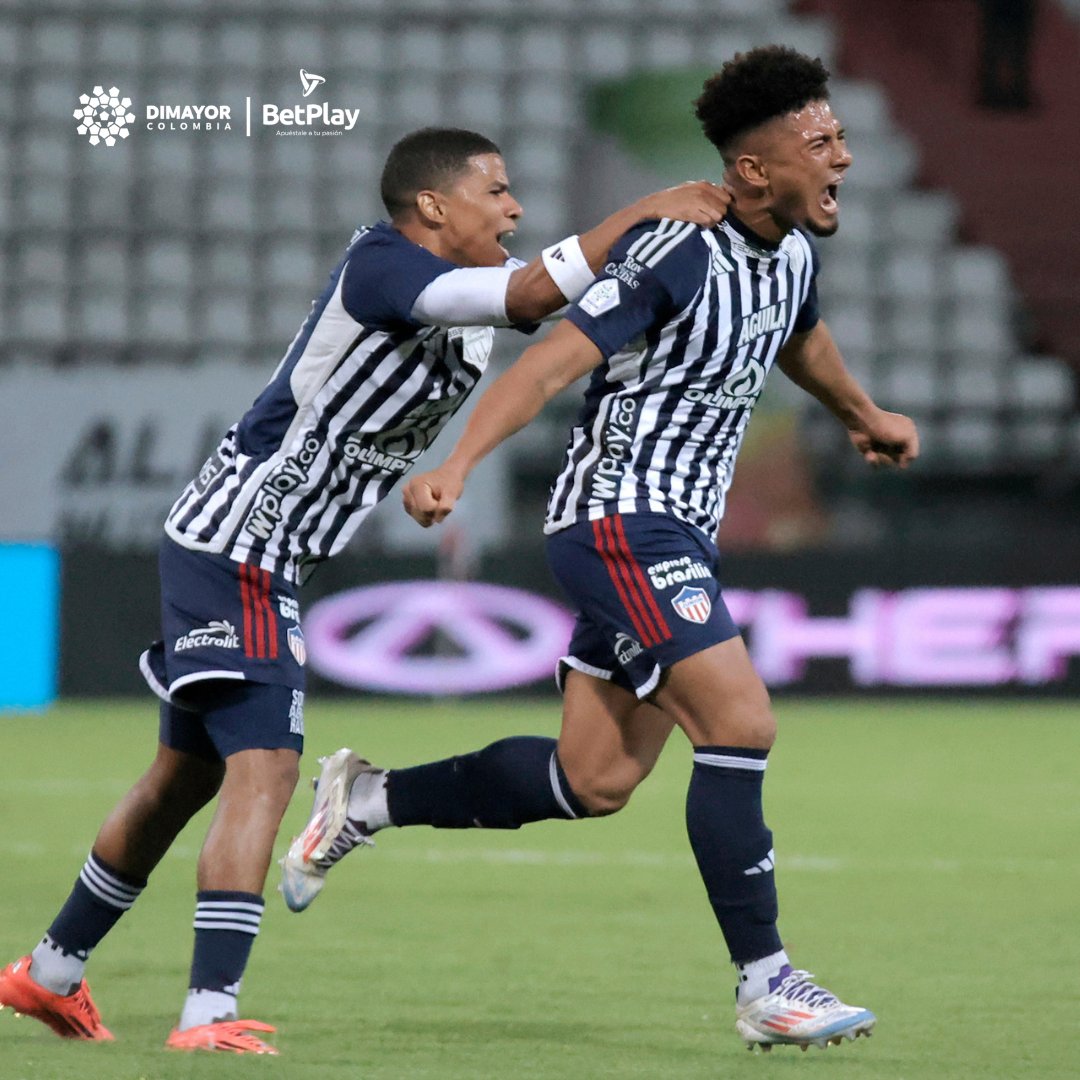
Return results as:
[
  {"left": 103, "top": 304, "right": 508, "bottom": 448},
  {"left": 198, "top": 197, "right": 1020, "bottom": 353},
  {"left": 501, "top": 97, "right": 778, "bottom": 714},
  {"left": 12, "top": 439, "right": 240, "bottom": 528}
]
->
[
  {"left": 285, "top": 48, "right": 918, "bottom": 1052},
  {"left": 0, "top": 127, "right": 729, "bottom": 1054}
]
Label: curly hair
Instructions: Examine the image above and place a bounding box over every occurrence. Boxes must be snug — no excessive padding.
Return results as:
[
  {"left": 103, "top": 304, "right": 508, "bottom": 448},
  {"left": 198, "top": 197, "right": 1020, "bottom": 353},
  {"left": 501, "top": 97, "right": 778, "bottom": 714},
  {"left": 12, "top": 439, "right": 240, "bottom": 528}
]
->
[
  {"left": 694, "top": 46, "right": 831, "bottom": 160},
  {"left": 381, "top": 127, "right": 501, "bottom": 218}
]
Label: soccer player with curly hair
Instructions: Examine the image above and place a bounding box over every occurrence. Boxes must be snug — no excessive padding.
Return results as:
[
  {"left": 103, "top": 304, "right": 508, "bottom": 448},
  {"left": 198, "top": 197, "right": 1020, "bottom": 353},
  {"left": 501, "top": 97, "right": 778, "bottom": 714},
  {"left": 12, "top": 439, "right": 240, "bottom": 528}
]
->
[{"left": 295, "top": 46, "right": 917, "bottom": 1053}]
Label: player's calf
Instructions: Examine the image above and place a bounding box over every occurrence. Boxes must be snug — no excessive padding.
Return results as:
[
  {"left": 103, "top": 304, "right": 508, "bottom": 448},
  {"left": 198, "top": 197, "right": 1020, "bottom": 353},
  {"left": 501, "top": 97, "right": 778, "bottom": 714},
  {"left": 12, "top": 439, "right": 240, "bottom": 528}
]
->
[{"left": 280, "top": 737, "right": 592, "bottom": 912}]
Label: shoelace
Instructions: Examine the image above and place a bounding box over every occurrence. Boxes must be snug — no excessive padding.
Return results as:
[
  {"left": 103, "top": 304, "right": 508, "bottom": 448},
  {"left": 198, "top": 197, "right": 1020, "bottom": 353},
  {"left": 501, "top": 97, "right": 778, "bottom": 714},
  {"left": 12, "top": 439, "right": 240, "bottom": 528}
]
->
[
  {"left": 772, "top": 970, "right": 840, "bottom": 1009},
  {"left": 315, "top": 819, "right": 375, "bottom": 869}
]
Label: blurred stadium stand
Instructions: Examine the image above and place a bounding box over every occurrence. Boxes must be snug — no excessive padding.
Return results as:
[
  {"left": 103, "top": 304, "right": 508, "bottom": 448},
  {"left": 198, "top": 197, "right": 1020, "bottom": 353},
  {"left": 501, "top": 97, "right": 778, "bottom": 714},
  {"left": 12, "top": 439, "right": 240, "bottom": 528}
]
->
[{"left": 3, "top": 0, "right": 1077, "bottom": 552}]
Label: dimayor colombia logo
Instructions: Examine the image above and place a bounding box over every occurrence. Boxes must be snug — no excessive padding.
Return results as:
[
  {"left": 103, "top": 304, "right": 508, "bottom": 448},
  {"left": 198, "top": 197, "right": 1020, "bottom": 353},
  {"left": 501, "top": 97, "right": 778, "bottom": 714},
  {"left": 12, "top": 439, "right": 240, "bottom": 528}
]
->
[
  {"left": 74, "top": 86, "right": 135, "bottom": 147},
  {"left": 72, "top": 68, "right": 364, "bottom": 144}
]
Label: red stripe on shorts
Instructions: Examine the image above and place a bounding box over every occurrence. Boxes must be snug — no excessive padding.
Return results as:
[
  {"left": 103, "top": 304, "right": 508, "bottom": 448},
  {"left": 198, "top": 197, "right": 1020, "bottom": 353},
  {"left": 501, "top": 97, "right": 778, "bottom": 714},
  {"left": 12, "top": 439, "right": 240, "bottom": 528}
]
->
[
  {"left": 253, "top": 566, "right": 267, "bottom": 659},
  {"left": 600, "top": 516, "right": 666, "bottom": 646},
  {"left": 612, "top": 514, "right": 671, "bottom": 642},
  {"left": 593, "top": 517, "right": 659, "bottom": 647},
  {"left": 239, "top": 563, "right": 255, "bottom": 658},
  {"left": 260, "top": 569, "right": 278, "bottom": 659}
]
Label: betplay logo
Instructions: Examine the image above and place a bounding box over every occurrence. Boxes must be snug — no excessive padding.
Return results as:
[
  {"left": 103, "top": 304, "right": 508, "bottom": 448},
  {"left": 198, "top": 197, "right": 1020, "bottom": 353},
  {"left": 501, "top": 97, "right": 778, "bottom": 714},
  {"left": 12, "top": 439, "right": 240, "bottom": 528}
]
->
[{"left": 252, "top": 70, "right": 362, "bottom": 135}]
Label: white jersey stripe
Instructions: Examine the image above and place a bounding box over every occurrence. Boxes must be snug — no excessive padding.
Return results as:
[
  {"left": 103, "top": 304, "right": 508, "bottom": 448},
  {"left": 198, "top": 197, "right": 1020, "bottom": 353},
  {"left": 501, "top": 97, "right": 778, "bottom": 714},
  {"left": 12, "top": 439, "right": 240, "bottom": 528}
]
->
[
  {"left": 546, "top": 222, "right": 817, "bottom": 538},
  {"left": 165, "top": 223, "right": 497, "bottom": 582}
]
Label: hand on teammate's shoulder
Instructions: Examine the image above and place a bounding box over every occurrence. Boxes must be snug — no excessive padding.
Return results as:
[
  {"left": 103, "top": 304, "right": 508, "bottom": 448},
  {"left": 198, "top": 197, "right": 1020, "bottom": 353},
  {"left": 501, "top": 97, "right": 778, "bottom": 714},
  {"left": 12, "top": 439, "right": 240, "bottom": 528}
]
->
[{"left": 637, "top": 180, "right": 733, "bottom": 228}]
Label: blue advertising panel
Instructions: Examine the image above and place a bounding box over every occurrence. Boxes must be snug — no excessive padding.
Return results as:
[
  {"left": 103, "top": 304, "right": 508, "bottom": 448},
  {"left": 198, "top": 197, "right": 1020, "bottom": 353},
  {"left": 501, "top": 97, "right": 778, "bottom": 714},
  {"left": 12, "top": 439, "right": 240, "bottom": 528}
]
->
[{"left": 1, "top": 545, "right": 60, "bottom": 709}]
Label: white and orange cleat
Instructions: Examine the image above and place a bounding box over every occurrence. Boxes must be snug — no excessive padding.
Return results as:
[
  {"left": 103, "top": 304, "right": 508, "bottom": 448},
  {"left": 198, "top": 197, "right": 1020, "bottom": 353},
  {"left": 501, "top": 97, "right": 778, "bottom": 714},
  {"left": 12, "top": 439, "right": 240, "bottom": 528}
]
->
[
  {"left": 0, "top": 955, "right": 114, "bottom": 1041},
  {"left": 279, "top": 748, "right": 382, "bottom": 913},
  {"left": 736, "top": 968, "right": 876, "bottom": 1052},
  {"left": 165, "top": 1019, "right": 278, "bottom": 1054}
]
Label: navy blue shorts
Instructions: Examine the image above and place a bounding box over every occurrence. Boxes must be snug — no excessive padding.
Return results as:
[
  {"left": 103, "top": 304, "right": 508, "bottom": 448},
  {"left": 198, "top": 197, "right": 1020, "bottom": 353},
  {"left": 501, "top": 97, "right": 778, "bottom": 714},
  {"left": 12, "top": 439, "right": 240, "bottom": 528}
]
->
[
  {"left": 140, "top": 536, "right": 307, "bottom": 757},
  {"left": 158, "top": 681, "right": 305, "bottom": 761},
  {"left": 545, "top": 513, "right": 739, "bottom": 698}
]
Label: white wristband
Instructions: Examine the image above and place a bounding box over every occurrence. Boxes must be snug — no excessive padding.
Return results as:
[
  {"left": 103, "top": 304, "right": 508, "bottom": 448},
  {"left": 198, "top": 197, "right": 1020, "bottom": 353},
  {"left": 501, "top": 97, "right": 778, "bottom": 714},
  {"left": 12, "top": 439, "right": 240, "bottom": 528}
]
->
[{"left": 541, "top": 235, "right": 596, "bottom": 302}]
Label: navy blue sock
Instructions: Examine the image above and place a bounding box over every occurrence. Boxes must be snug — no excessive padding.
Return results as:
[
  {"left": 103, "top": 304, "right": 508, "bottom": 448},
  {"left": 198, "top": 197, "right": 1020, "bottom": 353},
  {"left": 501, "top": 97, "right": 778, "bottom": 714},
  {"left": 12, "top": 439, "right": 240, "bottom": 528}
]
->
[
  {"left": 387, "top": 736, "right": 588, "bottom": 828},
  {"left": 44, "top": 850, "right": 147, "bottom": 960},
  {"left": 189, "top": 890, "right": 264, "bottom": 992},
  {"left": 686, "top": 746, "right": 783, "bottom": 964}
]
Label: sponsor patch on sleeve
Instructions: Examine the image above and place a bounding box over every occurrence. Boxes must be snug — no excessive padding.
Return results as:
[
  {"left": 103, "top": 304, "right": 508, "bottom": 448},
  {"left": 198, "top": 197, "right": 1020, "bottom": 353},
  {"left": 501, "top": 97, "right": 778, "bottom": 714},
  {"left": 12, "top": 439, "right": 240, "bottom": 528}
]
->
[{"left": 578, "top": 279, "right": 620, "bottom": 318}]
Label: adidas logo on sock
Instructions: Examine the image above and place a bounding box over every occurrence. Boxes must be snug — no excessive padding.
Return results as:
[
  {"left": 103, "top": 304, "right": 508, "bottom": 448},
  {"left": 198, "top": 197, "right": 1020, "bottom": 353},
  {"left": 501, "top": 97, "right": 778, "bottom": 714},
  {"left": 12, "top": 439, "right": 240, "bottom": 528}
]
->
[{"left": 743, "top": 848, "right": 775, "bottom": 876}]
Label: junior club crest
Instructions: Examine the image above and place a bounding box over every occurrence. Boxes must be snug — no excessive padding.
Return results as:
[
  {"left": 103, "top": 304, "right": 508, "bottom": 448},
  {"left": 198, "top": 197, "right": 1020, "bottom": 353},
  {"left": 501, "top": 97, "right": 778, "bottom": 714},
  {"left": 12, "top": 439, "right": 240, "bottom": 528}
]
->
[
  {"left": 287, "top": 625, "right": 307, "bottom": 666},
  {"left": 671, "top": 585, "right": 712, "bottom": 624}
]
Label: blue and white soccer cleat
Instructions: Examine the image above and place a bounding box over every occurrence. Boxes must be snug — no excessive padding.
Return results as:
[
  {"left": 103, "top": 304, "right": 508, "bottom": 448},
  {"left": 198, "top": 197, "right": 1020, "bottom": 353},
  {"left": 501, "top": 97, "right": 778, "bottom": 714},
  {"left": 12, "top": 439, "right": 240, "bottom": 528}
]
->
[
  {"left": 279, "top": 748, "right": 382, "bottom": 913},
  {"left": 735, "top": 968, "right": 876, "bottom": 1052}
]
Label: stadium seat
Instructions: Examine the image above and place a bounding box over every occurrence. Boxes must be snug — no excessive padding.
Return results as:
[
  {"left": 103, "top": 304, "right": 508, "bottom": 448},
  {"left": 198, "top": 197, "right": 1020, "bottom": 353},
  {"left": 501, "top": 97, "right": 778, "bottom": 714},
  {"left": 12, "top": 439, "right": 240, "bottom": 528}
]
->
[
  {"left": 582, "top": 27, "right": 636, "bottom": 76},
  {"left": 516, "top": 27, "right": 572, "bottom": 72},
  {"left": 826, "top": 302, "right": 878, "bottom": 356},
  {"left": 16, "top": 289, "right": 67, "bottom": 343},
  {"left": 943, "top": 414, "right": 1000, "bottom": 469},
  {"left": 144, "top": 241, "right": 194, "bottom": 290},
  {"left": 942, "top": 307, "right": 1016, "bottom": 357},
  {"left": 1013, "top": 359, "right": 1075, "bottom": 408},
  {"left": 948, "top": 248, "right": 1011, "bottom": 301},
  {"left": 883, "top": 192, "right": 959, "bottom": 247},
  {"left": 945, "top": 367, "right": 1003, "bottom": 409},
  {"left": 829, "top": 80, "right": 890, "bottom": 137},
  {"left": 332, "top": 27, "right": 390, "bottom": 72},
  {"left": 32, "top": 21, "right": 81, "bottom": 63},
  {"left": 201, "top": 289, "right": 254, "bottom": 345},
  {"left": 643, "top": 31, "right": 697, "bottom": 67},
  {"left": 75, "top": 290, "right": 129, "bottom": 343},
  {"left": 138, "top": 294, "right": 192, "bottom": 344},
  {"left": 882, "top": 251, "right": 940, "bottom": 302},
  {"left": 153, "top": 24, "right": 201, "bottom": 66},
  {"left": 881, "top": 363, "right": 939, "bottom": 411}
]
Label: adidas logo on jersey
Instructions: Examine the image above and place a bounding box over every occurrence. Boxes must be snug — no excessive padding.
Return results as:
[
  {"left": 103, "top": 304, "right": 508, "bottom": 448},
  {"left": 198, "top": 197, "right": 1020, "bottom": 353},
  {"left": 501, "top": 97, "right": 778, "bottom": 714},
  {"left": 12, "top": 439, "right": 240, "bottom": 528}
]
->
[{"left": 736, "top": 301, "right": 788, "bottom": 346}]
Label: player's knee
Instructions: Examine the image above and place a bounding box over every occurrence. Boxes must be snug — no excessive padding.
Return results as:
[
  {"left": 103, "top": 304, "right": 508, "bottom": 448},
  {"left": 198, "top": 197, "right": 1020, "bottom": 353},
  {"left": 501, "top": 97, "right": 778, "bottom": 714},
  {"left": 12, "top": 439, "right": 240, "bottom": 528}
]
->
[
  {"left": 744, "top": 708, "right": 777, "bottom": 750},
  {"left": 224, "top": 748, "right": 300, "bottom": 810},
  {"left": 141, "top": 753, "right": 224, "bottom": 822},
  {"left": 572, "top": 776, "right": 637, "bottom": 817}
]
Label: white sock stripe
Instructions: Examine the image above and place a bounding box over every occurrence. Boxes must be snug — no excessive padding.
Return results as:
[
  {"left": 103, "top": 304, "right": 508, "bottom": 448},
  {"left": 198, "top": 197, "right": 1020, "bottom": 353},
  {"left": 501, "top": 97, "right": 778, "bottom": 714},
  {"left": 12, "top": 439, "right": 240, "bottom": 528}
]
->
[
  {"left": 80, "top": 861, "right": 141, "bottom": 909},
  {"left": 548, "top": 752, "right": 579, "bottom": 820},
  {"left": 84, "top": 855, "right": 142, "bottom": 898},
  {"left": 193, "top": 901, "right": 264, "bottom": 934},
  {"left": 195, "top": 900, "right": 265, "bottom": 914},
  {"left": 193, "top": 918, "right": 263, "bottom": 934},
  {"left": 693, "top": 752, "right": 768, "bottom": 772},
  {"left": 193, "top": 908, "right": 263, "bottom": 921}
]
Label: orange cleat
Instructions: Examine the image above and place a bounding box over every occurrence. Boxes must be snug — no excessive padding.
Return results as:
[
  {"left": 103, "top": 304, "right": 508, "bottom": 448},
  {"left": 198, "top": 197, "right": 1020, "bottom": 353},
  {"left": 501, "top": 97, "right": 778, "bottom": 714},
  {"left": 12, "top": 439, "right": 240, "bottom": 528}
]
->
[
  {"left": 0, "top": 955, "right": 114, "bottom": 1040},
  {"left": 165, "top": 1019, "right": 278, "bottom": 1054}
]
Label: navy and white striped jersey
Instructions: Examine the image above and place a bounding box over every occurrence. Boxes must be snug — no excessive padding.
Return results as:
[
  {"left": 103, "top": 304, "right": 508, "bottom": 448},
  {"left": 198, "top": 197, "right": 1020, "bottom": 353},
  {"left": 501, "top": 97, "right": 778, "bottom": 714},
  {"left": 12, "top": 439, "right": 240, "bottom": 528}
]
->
[
  {"left": 167, "top": 222, "right": 509, "bottom": 582},
  {"left": 545, "top": 215, "right": 819, "bottom": 538}
]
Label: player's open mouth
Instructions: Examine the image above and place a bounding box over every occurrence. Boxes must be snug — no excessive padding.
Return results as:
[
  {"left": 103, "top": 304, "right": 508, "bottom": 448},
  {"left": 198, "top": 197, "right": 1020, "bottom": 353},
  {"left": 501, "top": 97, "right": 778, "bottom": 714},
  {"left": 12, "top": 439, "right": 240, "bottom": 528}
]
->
[
  {"left": 820, "top": 181, "right": 840, "bottom": 213},
  {"left": 497, "top": 229, "right": 515, "bottom": 255}
]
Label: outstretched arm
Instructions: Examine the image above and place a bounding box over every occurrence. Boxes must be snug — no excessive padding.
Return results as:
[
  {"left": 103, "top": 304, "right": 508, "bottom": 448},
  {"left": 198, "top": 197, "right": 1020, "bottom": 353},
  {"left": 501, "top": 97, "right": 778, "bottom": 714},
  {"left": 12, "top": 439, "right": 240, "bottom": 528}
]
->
[
  {"left": 778, "top": 320, "right": 919, "bottom": 468},
  {"left": 411, "top": 183, "right": 732, "bottom": 328},
  {"left": 504, "top": 182, "right": 732, "bottom": 322},
  {"left": 402, "top": 321, "right": 603, "bottom": 526}
]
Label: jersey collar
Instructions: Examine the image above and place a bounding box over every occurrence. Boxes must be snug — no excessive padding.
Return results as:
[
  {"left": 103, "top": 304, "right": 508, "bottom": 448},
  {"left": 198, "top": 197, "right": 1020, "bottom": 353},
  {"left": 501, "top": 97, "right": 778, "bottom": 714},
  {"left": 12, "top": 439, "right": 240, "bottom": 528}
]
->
[{"left": 723, "top": 212, "right": 782, "bottom": 254}]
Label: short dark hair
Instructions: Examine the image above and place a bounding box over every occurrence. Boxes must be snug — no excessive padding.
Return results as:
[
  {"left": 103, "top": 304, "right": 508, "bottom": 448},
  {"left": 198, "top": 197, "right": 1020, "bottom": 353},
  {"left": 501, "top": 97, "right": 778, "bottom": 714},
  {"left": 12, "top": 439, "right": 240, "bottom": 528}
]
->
[
  {"left": 380, "top": 127, "right": 501, "bottom": 218},
  {"left": 694, "top": 46, "right": 831, "bottom": 161}
]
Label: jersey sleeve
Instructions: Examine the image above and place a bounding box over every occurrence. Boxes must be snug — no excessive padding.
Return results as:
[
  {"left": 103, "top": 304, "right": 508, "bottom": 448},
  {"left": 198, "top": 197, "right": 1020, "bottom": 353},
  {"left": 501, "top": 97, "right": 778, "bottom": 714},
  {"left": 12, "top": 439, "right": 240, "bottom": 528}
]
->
[
  {"left": 792, "top": 231, "right": 821, "bottom": 334},
  {"left": 564, "top": 219, "right": 708, "bottom": 358},
  {"left": 340, "top": 232, "right": 460, "bottom": 330}
]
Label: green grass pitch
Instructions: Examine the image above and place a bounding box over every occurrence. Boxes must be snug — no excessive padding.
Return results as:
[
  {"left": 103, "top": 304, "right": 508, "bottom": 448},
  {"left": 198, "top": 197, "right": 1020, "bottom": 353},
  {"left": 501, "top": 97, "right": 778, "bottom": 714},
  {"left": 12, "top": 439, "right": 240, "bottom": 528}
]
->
[{"left": 0, "top": 697, "right": 1077, "bottom": 1079}]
